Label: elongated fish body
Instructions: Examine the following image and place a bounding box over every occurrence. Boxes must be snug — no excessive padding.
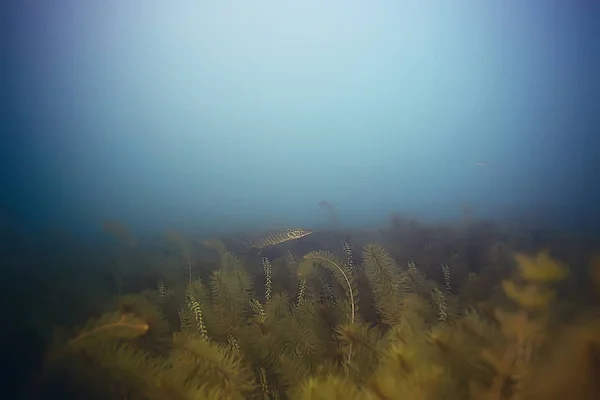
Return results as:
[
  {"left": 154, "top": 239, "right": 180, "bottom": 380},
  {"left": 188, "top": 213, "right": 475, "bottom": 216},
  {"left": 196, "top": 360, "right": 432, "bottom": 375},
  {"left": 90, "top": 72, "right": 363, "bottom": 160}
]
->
[{"left": 250, "top": 228, "right": 312, "bottom": 250}]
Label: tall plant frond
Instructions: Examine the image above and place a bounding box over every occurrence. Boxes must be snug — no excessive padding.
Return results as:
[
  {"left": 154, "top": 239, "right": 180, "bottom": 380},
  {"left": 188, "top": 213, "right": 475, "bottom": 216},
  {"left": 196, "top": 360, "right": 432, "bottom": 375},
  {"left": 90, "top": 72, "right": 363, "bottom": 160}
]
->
[
  {"left": 275, "top": 352, "right": 312, "bottom": 394},
  {"left": 362, "top": 244, "right": 406, "bottom": 295},
  {"left": 236, "top": 322, "right": 282, "bottom": 369},
  {"left": 209, "top": 268, "right": 252, "bottom": 336},
  {"left": 265, "top": 292, "right": 291, "bottom": 324},
  {"left": 171, "top": 331, "right": 255, "bottom": 397},
  {"left": 335, "top": 322, "right": 383, "bottom": 381},
  {"left": 294, "top": 300, "right": 333, "bottom": 350},
  {"left": 220, "top": 251, "right": 244, "bottom": 271},
  {"left": 367, "top": 313, "right": 456, "bottom": 400},
  {"left": 406, "top": 261, "right": 436, "bottom": 297},
  {"left": 362, "top": 244, "right": 407, "bottom": 325},
  {"left": 186, "top": 279, "right": 210, "bottom": 304},
  {"left": 300, "top": 251, "right": 357, "bottom": 324},
  {"left": 276, "top": 315, "right": 324, "bottom": 363}
]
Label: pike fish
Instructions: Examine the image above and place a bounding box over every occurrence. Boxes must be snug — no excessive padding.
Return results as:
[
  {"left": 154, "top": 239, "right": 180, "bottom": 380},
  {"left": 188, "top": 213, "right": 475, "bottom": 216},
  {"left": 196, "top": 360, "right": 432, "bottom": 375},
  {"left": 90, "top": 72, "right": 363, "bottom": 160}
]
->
[{"left": 249, "top": 228, "right": 312, "bottom": 250}]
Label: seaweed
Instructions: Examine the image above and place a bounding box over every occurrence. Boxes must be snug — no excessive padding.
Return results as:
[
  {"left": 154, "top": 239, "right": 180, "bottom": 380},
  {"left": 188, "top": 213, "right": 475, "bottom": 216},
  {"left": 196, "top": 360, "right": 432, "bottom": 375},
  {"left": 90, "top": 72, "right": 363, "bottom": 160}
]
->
[
  {"left": 299, "top": 250, "right": 358, "bottom": 324},
  {"left": 170, "top": 331, "right": 256, "bottom": 398},
  {"left": 362, "top": 243, "right": 407, "bottom": 325},
  {"left": 31, "top": 226, "right": 600, "bottom": 400}
]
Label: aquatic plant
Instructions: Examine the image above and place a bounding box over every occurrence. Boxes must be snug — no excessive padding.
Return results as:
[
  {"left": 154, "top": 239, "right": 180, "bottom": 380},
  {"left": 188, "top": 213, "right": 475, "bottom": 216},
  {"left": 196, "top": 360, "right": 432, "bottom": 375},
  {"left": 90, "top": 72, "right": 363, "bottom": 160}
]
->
[{"left": 35, "top": 229, "right": 600, "bottom": 400}]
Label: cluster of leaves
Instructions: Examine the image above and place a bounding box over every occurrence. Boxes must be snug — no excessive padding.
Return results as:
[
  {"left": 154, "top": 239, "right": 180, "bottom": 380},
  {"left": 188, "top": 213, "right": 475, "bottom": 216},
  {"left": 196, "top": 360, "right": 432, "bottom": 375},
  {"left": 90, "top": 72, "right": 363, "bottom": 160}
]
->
[{"left": 37, "top": 233, "right": 600, "bottom": 400}]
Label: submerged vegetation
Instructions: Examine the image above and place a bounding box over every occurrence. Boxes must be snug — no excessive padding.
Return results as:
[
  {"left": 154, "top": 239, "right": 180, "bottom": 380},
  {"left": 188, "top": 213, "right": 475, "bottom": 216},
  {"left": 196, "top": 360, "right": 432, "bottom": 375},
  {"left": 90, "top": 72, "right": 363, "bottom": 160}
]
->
[{"left": 5, "top": 214, "right": 600, "bottom": 400}]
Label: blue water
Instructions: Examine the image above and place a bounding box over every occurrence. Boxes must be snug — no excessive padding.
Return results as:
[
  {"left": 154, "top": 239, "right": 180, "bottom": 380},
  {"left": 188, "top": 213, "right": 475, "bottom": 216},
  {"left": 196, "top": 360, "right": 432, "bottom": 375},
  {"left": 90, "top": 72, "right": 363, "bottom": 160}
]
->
[{"left": 2, "top": 0, "right": 598, "bottom": 236}]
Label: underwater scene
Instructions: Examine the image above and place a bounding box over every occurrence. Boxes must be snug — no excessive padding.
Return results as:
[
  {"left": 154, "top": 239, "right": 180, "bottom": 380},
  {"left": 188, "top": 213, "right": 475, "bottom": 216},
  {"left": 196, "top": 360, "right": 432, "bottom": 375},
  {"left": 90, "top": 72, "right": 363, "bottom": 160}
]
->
[
  {"left": 2, "top": 0, "right": 599, "bottom": 399},
  {"left": 4, "top": 215, "right": 600, "bottom": 400}
]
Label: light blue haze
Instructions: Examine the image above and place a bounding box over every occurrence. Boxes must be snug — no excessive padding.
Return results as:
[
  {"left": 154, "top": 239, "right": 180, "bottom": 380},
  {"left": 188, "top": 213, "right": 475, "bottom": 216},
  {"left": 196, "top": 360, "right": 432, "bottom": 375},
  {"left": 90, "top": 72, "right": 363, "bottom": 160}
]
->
[{"left": 3, "top": 0, "right": 598, "bottom": 236}]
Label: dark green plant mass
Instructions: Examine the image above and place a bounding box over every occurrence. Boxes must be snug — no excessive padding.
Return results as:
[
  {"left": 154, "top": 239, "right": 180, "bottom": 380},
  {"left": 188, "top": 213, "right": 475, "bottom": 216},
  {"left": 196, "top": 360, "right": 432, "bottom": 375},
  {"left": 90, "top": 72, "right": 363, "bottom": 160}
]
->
[{"left": 27, "top": 222, "right": 600, "bottom": 399}]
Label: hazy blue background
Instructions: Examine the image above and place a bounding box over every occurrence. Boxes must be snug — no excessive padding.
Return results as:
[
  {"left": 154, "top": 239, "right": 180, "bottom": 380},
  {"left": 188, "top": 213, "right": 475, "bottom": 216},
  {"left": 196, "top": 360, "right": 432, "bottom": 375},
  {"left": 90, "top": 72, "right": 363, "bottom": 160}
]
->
[{"left": 2, "top": 0, "right": 599, "bottom": 236}]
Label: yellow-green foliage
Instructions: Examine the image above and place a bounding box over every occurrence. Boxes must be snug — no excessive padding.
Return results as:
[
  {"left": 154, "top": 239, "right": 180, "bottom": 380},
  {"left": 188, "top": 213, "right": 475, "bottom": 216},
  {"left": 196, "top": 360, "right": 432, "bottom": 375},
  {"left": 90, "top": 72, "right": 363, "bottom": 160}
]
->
[
  {"left": 38, "top": 243, "right": 600, "bottom": 400},
  {"left": 299, "top": 250, "right": 358, "bottom": 324},
  {"left": 362, "top": 243, "right": 407, "bottom": 325},
  {"left": 430, "top": 250, "right": 577, "bottom": 400},
  {"left": 502, "top": 250, "right": 568, "bottom": 311},
  {"left": 170, "top": 331, "right": 256, "bottom": 398},
  {"left": 290, "top": 375, "right": 367, "bottom": 400},
  {"left": 520, "top": 319, "right": 600, "bottom": 400},
  {"left": 335, "top": 322, "right": 382, "bottom": 380},
  {"left": 367, "top": 314, "right": 455, "bottom": 400},
  {"left": 208, "top": 253, "right": 254, "bottom": 338}
]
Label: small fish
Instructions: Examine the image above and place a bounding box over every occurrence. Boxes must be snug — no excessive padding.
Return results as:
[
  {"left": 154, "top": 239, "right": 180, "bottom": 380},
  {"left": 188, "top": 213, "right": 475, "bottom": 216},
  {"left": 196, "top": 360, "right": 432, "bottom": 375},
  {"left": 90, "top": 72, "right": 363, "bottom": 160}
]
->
[
  {"left": 249, "top": 228, "right": 312, "bottom": 250},
  {"left": 475, "top": 160, "right": 490, "bottom": 167}
]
